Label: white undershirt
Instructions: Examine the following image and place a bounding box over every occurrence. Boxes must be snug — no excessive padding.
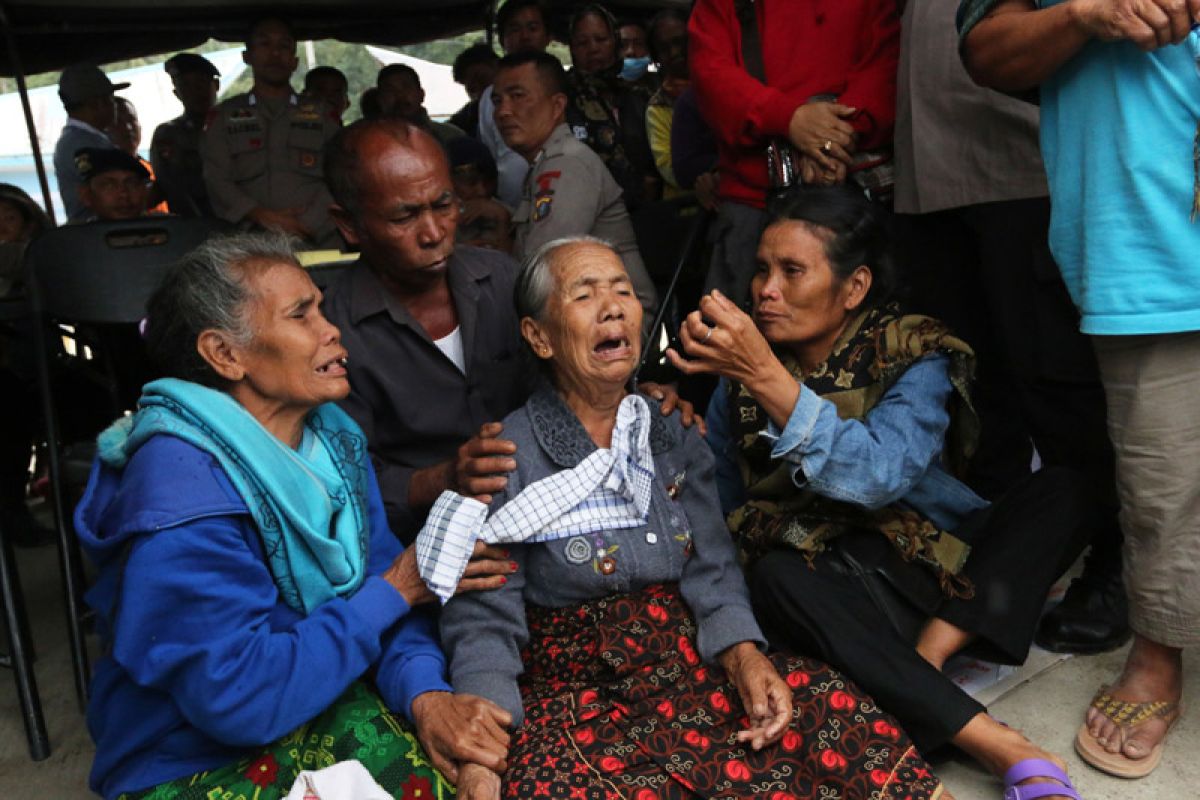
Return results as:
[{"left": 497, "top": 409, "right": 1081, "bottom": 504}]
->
[{"left": 433, "top": 326, "right": 466, "bottom": 374}]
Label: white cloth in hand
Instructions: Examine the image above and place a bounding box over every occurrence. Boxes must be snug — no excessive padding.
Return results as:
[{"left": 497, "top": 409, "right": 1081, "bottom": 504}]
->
[{"left": 415, "top": 394, "right": 656, "bottom": 602}]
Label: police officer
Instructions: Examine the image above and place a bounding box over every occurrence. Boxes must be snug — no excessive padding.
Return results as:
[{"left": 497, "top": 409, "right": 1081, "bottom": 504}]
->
[
  {"left": 494, "top": 51, "right": 657, "bottom": 334},
  {"left": 151, "top": 53, "right": 219, "bottom": 217},
  {"left": 202, "top": 17, "right": 341, "bottom": 248}
]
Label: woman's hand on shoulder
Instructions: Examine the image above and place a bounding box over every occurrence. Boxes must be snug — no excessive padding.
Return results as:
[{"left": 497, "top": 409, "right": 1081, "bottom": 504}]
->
[
  {"left": 456, "top": 762, "right": 503, "bottom": 800},
  {"left": 383, "top": 543, "right": 515, "bottom": 606},
  {"left": 719, "top": 641, "right": 793, "bottom": 751},
  {"left": 411, "top": 691, "right": 512, "bottom": 783}
]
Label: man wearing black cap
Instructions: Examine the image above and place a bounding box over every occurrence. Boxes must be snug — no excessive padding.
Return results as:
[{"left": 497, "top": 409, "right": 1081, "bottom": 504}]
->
[
  {"left": 74, "top": 147, "right": 153, "bottom": 222},
  {"left": 151, "top": 53, "right": 220, "bottom": 217},
  {"left": 53, "top": 63, "right": 129, "bottom": 222}
]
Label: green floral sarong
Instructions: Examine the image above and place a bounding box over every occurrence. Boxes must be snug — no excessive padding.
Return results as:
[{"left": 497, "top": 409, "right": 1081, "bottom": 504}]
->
[{"left": 118, "top": 682, "right": 454, "bottom": 800}]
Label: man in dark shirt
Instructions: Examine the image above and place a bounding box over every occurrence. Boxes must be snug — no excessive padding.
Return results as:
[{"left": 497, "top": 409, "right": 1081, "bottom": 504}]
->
[
  {"left": 323, "top": 118, "right": 695, "bottom": 543},
  {"left": 323, "top": 119, "right": 528, "bottom": 542},
  {"left": 150, "top": 53, "right": 219, "bottom": 217}
]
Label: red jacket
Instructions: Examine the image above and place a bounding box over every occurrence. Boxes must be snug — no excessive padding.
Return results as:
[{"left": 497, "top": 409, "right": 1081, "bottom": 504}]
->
[{"left": 689, "top": 0, "right": 900, "bottom": 208}]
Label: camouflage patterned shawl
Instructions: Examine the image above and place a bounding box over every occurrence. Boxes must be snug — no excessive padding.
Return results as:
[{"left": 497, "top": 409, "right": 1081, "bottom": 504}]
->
[{"left": 728, "top": 303, "right": 980, "bottom": 598}]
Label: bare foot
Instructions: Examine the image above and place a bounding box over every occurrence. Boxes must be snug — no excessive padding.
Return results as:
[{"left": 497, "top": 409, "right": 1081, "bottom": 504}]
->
[
  {"left": 1085, "top": 635, "right": 1182, "bottom": 760},
  {"left": 953, "top": 713, "right": 1076, "bottom": 800}
]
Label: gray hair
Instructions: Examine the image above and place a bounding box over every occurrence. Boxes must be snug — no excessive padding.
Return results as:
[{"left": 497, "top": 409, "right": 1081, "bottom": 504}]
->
[
  {"left": 144, "top": 232, "right": 301, "bottom": 387},
  {"left": 514, "top": 235, "right": 616, "bottom": 321}
]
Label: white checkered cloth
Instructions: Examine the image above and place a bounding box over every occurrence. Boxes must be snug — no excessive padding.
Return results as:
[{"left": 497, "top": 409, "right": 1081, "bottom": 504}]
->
[{"left": 415, "top": 394, "right": 656, "bottom": 603}]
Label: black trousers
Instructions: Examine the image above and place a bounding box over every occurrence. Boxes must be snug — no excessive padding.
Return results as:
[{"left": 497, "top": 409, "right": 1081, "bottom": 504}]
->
[
  {"left": 748, "top": 468, "right": 1091, "bottom": 752},
  {"left": 895, "top": 200, "right": 1121, "bottom": 569}
]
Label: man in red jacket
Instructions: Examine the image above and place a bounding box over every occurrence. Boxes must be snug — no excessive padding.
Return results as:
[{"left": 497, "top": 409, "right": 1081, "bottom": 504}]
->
[{"left": 689, "top": 0, "right": 899, "bottom": 305}]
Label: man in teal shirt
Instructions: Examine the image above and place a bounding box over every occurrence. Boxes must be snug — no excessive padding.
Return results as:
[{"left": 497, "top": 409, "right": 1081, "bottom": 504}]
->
[{"left": 962, "top": 0, "right": 1200, "bottom": 783}]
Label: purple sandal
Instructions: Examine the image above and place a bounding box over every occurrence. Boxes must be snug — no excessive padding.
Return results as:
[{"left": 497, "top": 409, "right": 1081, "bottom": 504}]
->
[{"left": 1003, "top": 759, "right": 1083, "bottom": 800}]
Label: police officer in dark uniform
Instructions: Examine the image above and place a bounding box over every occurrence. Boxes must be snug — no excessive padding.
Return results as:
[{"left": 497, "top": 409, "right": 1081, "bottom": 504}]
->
[
  {"left": 150, "top": 53, "right": 220, "bottom": 218},
  {"left": 201, "top": 18, "right": 341, "bottom": 248}
]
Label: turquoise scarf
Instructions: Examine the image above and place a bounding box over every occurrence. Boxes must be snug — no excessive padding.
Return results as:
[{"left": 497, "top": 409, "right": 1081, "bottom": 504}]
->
[{"left": 97, "top": 378, "right": 371, "bottom": 615}]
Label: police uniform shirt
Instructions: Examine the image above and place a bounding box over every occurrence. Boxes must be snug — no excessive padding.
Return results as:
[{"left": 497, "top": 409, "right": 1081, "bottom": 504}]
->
[
  {"left": 150, "top": 114, "right": 211, "bottom": 217},
  {"left": 513, "top": 123, "right": 657, "bottom": 331},
  {"left": 201, "top": 91, "right": 341, "bottom": 247}
]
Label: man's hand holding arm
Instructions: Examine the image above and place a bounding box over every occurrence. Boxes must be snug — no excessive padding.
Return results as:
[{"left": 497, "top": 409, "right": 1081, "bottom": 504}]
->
[{"left": 408, "top": 422, "right": 517, "bottom": 508}]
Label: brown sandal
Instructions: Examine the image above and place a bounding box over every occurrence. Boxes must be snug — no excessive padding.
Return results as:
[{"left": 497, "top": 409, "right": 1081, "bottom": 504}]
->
[{"left": 1074, "top": 686, "right": 1182, "bottom": 778}]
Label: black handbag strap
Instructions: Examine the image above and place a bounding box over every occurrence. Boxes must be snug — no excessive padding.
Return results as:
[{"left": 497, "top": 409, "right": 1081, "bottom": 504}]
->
[{"left": 735, "top": 0, "right": 766, "bottom": 84}]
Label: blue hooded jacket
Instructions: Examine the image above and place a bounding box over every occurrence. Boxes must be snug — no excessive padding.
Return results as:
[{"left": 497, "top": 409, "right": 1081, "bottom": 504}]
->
[{"left": 76, "top": 433, "right": 451, "bottom": 799}]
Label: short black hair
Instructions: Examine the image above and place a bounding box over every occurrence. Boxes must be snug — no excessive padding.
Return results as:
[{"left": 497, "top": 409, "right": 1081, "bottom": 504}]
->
[
  {"left": 359, "top": 87, "right": 382, "bottom": 119},
  {"left": 452, "top": 43, "right": 500, "bottom": 84},
  {"left": 304, "top": 66, "right": 347, "bottom": 92},
  {"left": 245, "top": 16, "right": 296, "bottom": 47},
  {"left": 496, "top": 0, "right": 548, "bottom": 40},
  {"left": 766, "top": 185, "right": 898, "bottom": 308},
  {"left": 377, "top": 63, "right": 420, "bottom": 89},
  {"left": 495, "top": 50, "right": 568, "bottom": 97}
]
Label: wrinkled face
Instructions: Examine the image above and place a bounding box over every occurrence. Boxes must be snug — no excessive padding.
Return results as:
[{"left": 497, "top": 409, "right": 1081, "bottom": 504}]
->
[
  {"left": 492, "top": 63, "right": 565, "bottom": 159},
  {"left": 524, "top": 242, "right": 642, "bottom": 392},
  {"left": 80, "top": 169, "right": 149, "bottom": 221},
  {"left": 570, "top": 13, "right": 618, "bottom": 75},
  {"left": 172, "top": 71, "right": 219, "bottom": 118},
  {"left": 619, "top": 24, "right": 649, "bottom": 60},
  {"left": 377, "top": 71, "right": 425, "bottom": 121},
  {"left": 0, "top": 200, "right": 27, "bottom": 243},
  {"left": 650, "top": 17, "right": 688, "bottom": 74},
  {"left": 333, "top": 129, "right": 460, "bottom": 287},
  {"left": 232, "top": 262, "right": 349, "bottom": 414},
  {"left": 501, "top": 6, "right": 551, "bottom": 55},
  {"left": 108, "top": 99, "right": 141, "bottom": 155},
  {"left": 751, "top": 221, "right": 863, "bottom": 354},
  {"left": 307, "top": 74, "right": 350, "bottom": 117},
  {"left": 243, "top": 19, "right": 298, "bottom": 88},
  {"left": 460, "top": 62, "right": 498, "bottom": 102}
]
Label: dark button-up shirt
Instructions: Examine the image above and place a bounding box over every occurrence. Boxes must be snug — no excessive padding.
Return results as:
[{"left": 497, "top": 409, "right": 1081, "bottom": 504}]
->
[
  {"left": 150, "top": 113, "right": 212, "bottom": 217},
  {"left": 321, "top": 245, "right": 532, "bottom": 543}
]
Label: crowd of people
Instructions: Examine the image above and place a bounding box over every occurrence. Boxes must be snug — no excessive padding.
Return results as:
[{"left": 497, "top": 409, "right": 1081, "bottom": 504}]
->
[{"left": 0, "top": 0, "right": 1196, "bottom": 798}]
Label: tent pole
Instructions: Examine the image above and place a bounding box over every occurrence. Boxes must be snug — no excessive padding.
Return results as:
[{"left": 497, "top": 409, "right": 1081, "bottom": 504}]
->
[
  {"left": 0, "top": 3, "right": 58, "bottom": 224},
  {"left": 486, "top": 0, "right": 498, "bottom": 46}
]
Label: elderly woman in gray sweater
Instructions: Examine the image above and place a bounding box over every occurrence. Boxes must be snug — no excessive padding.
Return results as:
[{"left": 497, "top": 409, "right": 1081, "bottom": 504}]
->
[{"left": 432, "top": 236, "right": 943, "bottom": 800}]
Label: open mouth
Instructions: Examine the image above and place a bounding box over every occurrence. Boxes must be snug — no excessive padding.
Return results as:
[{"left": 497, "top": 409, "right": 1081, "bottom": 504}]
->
[
  {"left": 315, "top": 355, "right": 349, "bottom": 376},
  {"left": 593, "top": 336, "right": 632, "bottom": 360}
]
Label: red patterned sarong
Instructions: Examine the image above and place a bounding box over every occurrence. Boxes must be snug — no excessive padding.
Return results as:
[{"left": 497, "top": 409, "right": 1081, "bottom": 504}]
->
[{"left": 504, "top": 583, "right": 943, "bottom": 800}]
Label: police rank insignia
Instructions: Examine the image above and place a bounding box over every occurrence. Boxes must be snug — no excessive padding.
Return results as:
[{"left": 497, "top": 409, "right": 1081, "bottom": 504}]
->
[{"left": 532, "top": 170, "right": 561, "bottom": 222}]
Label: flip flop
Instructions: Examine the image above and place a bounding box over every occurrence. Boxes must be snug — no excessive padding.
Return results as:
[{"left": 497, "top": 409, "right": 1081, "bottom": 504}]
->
[
  {"left": 1002, "top": 759, "right": 1083, "bottom": 800},
  {"left": 1073, "top": 686, "right": 1182, "bottom": 779}
]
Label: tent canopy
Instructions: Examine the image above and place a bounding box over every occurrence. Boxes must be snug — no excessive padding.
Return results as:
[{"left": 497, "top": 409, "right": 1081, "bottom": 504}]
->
[{"left": 0, "top": 0, "right": 688, "bottom": 77}]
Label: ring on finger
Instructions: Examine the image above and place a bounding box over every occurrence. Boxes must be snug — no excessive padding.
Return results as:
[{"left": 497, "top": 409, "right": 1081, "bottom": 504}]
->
[
  {"left": 702, "top": 325, "right": 715, "bottom": 343},
  {"left": 820, "top": 139, "right": 833, "bottom": 155}
]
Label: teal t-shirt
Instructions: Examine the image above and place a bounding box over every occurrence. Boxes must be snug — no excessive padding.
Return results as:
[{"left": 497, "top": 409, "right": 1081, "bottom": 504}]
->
[{"left": 1039, "top": 3, "right": 1200, "bottom": 335}]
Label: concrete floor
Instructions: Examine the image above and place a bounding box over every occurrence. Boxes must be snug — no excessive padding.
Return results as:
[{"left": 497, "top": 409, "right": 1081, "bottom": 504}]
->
[{"left": 0, "top": 535, "right": 1195, "bottom": 798}]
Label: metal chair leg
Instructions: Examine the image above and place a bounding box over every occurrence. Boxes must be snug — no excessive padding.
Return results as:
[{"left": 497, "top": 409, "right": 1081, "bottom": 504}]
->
[
  {"left": 33, "top": 322, "right": 91, "bottom": 712},
  {"left": 0, "top": 521, "right": 50, "bottom": 760}
]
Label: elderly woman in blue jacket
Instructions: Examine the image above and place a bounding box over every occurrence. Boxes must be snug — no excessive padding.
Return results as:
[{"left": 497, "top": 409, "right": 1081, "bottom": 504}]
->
[
  {"left": 76, "top": 234, "right": 511, "bottom": 799},
  {"left": 431, "top": 234, "right": 944, "bottom": 800},
  {"left": 669, "top": 185, "right": 1090, "bottom": 800}
]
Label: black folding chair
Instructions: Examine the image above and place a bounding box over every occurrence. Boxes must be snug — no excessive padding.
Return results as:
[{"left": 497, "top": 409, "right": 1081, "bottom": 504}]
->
[
  {"left": 25, "top": 217, "right": 227, "bottom": 711},
  {"left": 0, "top": 294, "right": 49, "bottom": 761}
]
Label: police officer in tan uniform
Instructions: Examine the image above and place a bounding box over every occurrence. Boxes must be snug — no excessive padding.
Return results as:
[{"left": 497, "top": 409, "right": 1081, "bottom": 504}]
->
[
  {"left": 151, "top": 53, "right": 219, "bottom": 217},
  {"left": 495, "top": 51, "right": 657, "bottom": 333},
  {"left": 202, "top": 18, "right": 341, "bottom": 248}
]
